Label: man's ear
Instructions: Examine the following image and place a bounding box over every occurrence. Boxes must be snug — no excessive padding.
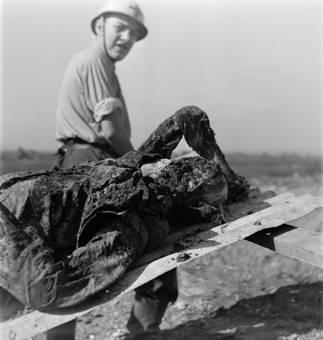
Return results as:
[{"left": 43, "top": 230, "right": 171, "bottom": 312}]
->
[{"left": 94, "top": 16, "right": 105, "bottom": 36}]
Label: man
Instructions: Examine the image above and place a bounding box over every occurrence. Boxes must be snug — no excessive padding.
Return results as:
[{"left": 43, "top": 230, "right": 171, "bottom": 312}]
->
[
  {"left": 55, "top": 0, "right": 144, "bottom": 166},
  {"left": 52, "top": 1, "right": 178, "bottom": 339}
]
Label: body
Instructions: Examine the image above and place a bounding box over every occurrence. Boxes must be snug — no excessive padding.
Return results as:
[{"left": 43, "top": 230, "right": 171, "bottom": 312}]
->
[{"left": 0, "top": 107, "right": 248, "bottom": 325}]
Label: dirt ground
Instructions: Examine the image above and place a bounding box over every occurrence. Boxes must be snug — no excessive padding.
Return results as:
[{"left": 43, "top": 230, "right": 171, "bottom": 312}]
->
[{"left": 71, "top": 175, "right": 323, "bottom": 340}]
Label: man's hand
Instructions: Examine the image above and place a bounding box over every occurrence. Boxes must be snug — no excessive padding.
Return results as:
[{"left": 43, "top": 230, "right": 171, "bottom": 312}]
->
[{"left": 101, "top": 111, "right": 134, "bottom": 157}]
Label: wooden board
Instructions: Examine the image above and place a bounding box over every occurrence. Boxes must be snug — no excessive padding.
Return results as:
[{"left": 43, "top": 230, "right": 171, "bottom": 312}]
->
[
  {"left": 246, "top": 223, "right": 323, "bottom": 268},
  {"left": 0, "top": 190, "right": 322, "bottom": 339}
]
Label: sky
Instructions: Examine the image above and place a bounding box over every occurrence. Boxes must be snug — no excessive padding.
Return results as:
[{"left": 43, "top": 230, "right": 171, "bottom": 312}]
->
[{"left": 0, "top": 0, "right": 322, "bottom": 155}]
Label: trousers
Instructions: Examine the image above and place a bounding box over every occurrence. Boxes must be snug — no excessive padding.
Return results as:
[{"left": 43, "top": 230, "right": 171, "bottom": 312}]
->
[
  {"left": 56, "top": 141, "right": 118, "bottom": 168},
  {"left": 47, "top": 144, "right": 178, "bottom": 339}
]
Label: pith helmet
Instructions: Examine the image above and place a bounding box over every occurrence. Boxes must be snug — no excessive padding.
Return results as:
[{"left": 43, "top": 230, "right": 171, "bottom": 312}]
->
[{"left": 91, "top": 0, "right": 148, "bottom": 41}]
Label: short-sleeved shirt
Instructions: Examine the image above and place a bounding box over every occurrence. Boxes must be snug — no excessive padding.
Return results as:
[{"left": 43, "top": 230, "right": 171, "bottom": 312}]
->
[{"left": 55, "top": 44, "right": 131, "bottom": 146}]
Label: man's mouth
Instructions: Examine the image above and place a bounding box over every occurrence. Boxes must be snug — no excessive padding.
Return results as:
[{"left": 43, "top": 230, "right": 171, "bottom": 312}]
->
[{"left": 116, "top": 45, "right": 128, "bottom": 52}]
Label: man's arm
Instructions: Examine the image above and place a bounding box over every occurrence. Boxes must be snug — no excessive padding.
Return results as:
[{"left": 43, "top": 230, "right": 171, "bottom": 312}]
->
[
  {"left": 93, "top": 97, "right": 134, "bottom": 156},
  {"left": 83, "top": 54, "right": 133, "bottom": 155},
  {"left": 101, "top": 111, "right": 135, "bottom": 157}
]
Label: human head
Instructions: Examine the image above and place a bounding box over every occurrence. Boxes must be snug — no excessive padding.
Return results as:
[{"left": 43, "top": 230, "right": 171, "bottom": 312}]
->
[
  {"left": 91, "top": 0, "right": 147, "bottom": 61},
  {"left": 94, "top": 14, "right": 140, "bottom": 61},
  {"left": 91, "top": 0, "right": 147, "bottom": 40}
]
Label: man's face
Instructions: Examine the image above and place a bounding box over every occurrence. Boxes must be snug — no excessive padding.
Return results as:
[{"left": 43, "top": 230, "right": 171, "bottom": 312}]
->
[{"left": 103, "top": 14, "right": 140, "bottom": 61}]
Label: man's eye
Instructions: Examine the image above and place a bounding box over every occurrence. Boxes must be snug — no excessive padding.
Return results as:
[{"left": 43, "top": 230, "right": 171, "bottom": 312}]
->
[
  {"left": 114, "top": 25, "right": 125, "bottom": 32},
  {"left": 130, "top": 30, "right": 139, "bottom": 39}
]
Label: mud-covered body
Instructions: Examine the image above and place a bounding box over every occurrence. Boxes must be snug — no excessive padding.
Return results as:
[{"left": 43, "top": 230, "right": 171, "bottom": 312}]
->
[{"left": 0, "top": 106, "right": 249, "bottom": 311}]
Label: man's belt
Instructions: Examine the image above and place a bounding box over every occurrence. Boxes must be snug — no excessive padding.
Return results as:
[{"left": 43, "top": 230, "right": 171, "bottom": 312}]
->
[{"left": 61, "top": 138, "right": 115, "bottom": 154}]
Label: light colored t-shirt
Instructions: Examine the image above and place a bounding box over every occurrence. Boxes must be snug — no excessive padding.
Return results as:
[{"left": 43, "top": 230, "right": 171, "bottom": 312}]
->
[{"left": 55, "top": 44, "right": 131, "bottom": 145}]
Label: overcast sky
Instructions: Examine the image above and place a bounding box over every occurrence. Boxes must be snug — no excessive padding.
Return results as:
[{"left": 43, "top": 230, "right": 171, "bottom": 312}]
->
[{"left": 0, "top": 0, "right": 322, "bottom": 155}]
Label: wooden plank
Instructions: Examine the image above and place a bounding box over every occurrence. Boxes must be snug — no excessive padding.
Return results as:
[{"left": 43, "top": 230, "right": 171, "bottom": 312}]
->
[
  {"left": 1, "top": 193, "right": 322, "bottom": 339},
  {"left": 264, "top": 192, "right": 296, "bottom": 204},
  {"left": 246, "top": 224, "right": 323, "bottom": 269},
  {"left": 221, "top": 193, "right": 314, "bottom": 233}
]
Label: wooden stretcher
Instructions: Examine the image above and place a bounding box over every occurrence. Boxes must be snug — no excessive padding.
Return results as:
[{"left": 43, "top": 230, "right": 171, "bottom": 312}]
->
[{"left": 0, "top": 188, "right": 322, "bottom": 339}]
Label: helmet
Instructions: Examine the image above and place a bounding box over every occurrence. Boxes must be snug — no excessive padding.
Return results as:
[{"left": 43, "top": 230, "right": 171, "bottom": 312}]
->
[{"left": 91, "top": 0, "right": 148, "bottom": 41}]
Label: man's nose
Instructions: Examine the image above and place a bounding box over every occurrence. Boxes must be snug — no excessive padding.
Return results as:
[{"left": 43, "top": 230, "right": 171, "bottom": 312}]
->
[{"left": 120, "top": 29, "right": 136, "bottom": 44}]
